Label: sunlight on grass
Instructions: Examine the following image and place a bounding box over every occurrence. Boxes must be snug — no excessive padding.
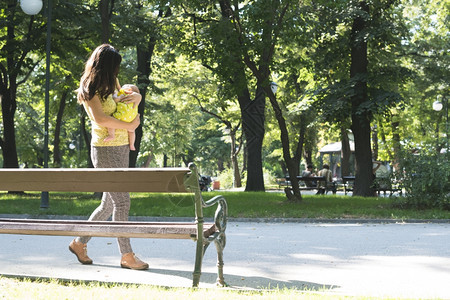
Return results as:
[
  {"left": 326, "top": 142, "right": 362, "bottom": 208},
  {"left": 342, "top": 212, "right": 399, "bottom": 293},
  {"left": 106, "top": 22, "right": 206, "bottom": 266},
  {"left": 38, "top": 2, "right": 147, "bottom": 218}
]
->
[{"left": 0, "top": 277, "right": 374, "bottom": 300}]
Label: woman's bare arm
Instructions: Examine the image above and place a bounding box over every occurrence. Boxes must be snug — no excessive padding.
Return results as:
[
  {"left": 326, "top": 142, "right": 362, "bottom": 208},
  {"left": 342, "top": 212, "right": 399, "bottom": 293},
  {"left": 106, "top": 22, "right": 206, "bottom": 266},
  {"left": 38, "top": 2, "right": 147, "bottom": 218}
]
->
[{"left": 84, "top": 95, "right": 140, "bottom": 130}]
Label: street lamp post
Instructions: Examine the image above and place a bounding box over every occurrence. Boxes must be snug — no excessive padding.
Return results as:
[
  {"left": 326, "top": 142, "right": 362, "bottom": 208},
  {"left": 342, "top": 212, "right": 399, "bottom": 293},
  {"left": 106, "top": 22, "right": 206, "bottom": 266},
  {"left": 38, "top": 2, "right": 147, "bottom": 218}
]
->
[
  {"left": 20, "top": 0, "right": 51, "bottom": 208},
  {"left": 433, "top": 96, "right": 449, "bottom": 153}
]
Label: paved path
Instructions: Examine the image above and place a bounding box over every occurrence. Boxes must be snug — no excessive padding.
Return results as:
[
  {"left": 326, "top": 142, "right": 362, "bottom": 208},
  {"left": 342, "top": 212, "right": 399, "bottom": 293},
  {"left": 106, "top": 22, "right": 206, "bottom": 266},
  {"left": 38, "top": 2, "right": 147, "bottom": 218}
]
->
[{"left": 1, "top": 221, "right": 449, "bottom": 298}]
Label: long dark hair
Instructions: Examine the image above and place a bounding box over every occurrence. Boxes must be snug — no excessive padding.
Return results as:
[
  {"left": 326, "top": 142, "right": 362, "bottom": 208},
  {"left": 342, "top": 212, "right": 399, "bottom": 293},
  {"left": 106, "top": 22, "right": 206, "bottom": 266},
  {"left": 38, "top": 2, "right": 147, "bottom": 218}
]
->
[{"left": 77, "top": 44, "right": 122, "bottom": 103}]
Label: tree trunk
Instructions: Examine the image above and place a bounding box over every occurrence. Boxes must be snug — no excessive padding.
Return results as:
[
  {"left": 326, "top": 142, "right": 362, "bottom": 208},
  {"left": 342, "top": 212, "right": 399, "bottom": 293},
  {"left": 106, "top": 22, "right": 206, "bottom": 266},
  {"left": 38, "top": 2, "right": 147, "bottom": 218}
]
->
[
  {"left": 391, "top": 116, "right": 401, "bottom": 171},
  {"left": 129, "top": 41, "right": 155, "bottom": 167},
  {"left": 372, "top": 123, "right": 378, "bottom": 160},
  {"left": 100, "top": 0, "right": 111, "bottom": 43},
  {"left": 1, "top": 11, "right": 20, "bottom": 169},
  {"left": 279, "top": 160, "right": 287, "bottom": 177},
  {"left": 80, "top": 112, "right": 93, "bottom": 168},
  {"left": 0, "top": 90, "right": 20, "bottom": 169},
  {"left": 340, "top": 127, "right": 351, "bottom": 177},
  {"left": 349, "top": 1, "right": 374, "bottom": 197},
  {"left": 53, "top": 89, "right": 69, "bottom": 167},
  {"left": 266, "top": 85, "right": 302, "bottom": 201},
  {"left": 351, "top": 119, "right": 373, "bottom": 196},
  {"left": 143, "top": 152, "right": 154, "bottom": 168},
  {"left": 241, "top": 142, "right": 248, "bottom": 175},
  {"left": 230, "top": 129, "right": 242, "bottom": 188},
  {"left": 163, "top": 154, "right": 168, "bottom": 167},
  {"left": 240, "top": 86, "right": 265, "bottom": 191}
]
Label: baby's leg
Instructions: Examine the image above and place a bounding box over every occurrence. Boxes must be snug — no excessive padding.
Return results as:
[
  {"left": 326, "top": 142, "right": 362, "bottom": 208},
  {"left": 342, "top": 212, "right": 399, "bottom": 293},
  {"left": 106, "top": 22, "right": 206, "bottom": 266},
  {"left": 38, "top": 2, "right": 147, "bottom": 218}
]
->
[
  {"left": 104, "top": 128, "right": 116, "bottom": 142},
  {"left": 128, "top": 130, "right": 136, "bottom": 151}
]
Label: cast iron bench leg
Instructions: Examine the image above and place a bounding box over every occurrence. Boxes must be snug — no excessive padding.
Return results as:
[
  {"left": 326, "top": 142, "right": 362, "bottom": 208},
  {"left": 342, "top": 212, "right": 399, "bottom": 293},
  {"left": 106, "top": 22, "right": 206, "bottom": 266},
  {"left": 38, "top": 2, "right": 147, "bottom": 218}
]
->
[
  {"left": 192, "top": 218, "right": 205, "bottom": 287},
  {"left": 214, "top": 233, "right": 226, "bottom": 286},
  {"left": 192, "top": 243, "right": 203, "bottom": 287}
]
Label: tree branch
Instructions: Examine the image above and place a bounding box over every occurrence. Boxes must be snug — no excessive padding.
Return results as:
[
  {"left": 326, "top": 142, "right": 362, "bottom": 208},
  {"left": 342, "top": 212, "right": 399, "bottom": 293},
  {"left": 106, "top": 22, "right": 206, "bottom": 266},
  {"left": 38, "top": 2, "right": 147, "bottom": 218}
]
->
[
  {"left": 191, "top": 93, "right": 232, "bottom": 128},
  {"left": 271, "top": 2, "right": 291, "bottom": 58},
  {"left": 17, "top": 60, "right": 41, "bottom": 86},
  {"left": 14, "top": 16, "right": 36, "bottom": 74}
]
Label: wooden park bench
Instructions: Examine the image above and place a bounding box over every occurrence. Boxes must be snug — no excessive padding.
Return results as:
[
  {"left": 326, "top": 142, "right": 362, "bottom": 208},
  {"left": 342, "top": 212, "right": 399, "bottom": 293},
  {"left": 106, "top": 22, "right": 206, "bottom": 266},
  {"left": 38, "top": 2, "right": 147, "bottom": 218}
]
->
[
  {"left": 342, "top": 176, "right": 403, "bottom": 196},
  {"left": 286, "top": 176, "right": 337, "bottom": 194},
  {"left": 342, "top": 176, "right": 355, "bottom": 195},
  {"left": 0, "top": 163, "right": 227, "bottom": 287},
  {"left": 275, "top": 178, "right": 290, "bottom": 189},
  {"left": 373, "top": 177, "right": 403, "bottom": 196}
]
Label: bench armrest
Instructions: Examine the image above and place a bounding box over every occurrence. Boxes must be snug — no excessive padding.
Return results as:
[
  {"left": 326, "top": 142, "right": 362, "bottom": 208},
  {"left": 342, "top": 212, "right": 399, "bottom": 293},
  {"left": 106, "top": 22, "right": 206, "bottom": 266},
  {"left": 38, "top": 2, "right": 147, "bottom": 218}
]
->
[
  {"left": 204, "top": 195, "right": 228, "bottom": 238},
  {"left": 183, "top": 163, "right": 228, "bottom": 237}
]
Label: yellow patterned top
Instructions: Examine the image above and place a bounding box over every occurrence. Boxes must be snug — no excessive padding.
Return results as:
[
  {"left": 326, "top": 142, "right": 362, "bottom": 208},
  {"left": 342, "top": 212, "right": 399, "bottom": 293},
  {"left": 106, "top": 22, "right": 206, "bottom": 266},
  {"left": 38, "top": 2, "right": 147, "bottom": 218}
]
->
[{"left": 84, "top": 94, "right": 128, "bottom": 147}]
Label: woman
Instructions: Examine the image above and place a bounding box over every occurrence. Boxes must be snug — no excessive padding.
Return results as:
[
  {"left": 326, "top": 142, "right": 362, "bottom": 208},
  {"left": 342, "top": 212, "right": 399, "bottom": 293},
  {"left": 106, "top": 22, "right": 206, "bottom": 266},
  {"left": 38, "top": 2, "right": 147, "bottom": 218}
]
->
[{"left": 69, "top": 44, "right": 148, "bottom": 270}]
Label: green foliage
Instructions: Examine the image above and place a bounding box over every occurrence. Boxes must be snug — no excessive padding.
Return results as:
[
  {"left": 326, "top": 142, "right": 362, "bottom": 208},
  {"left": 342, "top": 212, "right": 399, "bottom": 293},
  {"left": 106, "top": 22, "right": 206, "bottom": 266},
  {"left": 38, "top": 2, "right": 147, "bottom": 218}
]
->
[
  {"left": 394, "top": 150, "right": 450, "bottom": 210},
  {"left": 217, "top": 168, "right": 238, "bottom": 189},
  {"left": 0, "top": 0, "right": 448, "bottom": 197},
  {"left": 217, "top": 167, "right": 274, "bottom": 190}
]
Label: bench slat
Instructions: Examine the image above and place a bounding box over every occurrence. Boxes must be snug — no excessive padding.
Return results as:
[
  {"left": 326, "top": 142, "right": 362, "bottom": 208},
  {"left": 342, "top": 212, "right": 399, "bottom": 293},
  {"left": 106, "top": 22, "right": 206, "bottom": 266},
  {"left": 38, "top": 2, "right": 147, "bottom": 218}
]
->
[
  {"left": 0, "top": 168, "right": 190, "bottom": 193},
  {"left": 0, "top": 219, "right": 216, "bottom": 239}
]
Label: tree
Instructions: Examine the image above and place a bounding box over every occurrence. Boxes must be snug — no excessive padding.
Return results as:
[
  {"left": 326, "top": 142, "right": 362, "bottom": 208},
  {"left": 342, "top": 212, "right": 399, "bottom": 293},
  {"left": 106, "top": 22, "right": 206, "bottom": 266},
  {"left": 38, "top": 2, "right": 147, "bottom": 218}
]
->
[
  {"left": 0, "top": 1, "right": 44, "bottom": 168},
  {"left": 349, "top": 1, "right": 373, "bottom": 196},
  {"left": 390, "top": 0, "right": 449, "bottom": 157},
  {"left": 2, "top": 0, "right": 447, "bottom": 198},
  {"left": 215, "top": 0, "right": 269, "bottom": 191},
  {"left": 225, "top": 0, "right": 308, "bottom": 200},
  {"left": 310, "top": 0, "right": 406, "bottom": 196},
  {"left": 168, "top": 1, "right": 267, "bottom": 190},
  {"left": 100, "top": 0, "right": 113, "bottom": 43},
  {"left": 111, "top": 2, "right": 162, "bottom": 167},
  {"left": 195, "top": 94, "right": 243, "bottom": 187},
  {"left": 174, "top": 0, "right": 307, "bottom": 194}
]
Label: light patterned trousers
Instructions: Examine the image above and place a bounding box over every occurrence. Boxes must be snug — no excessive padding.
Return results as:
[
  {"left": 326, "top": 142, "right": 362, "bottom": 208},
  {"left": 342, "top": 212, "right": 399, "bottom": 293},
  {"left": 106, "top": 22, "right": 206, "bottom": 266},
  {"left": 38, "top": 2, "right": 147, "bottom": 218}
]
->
[{"left": 76, "top": 145, "right": 133, "bottom": 254}]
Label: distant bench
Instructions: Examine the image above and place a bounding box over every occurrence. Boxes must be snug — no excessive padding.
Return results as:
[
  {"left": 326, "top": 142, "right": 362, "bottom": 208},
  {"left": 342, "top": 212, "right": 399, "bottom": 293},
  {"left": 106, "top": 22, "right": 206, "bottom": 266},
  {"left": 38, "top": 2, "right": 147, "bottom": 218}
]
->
[
  {"left": 342, "top": 176, "right": 355, "bottom": 195},
  {"left": 373, "top": 177, "right": 403, "bottom": 196},
  {"left": 0, "top": 163, "right": 227, "bottom": 287},
  {"left": 342, "top": 176, "right": 403, "bottom": 196},
  {"left": 276, "top": 178, "right": 290, "bottom": 189},
  {"left": 285, "top": 176, "right": 337, "bottom": 194}
]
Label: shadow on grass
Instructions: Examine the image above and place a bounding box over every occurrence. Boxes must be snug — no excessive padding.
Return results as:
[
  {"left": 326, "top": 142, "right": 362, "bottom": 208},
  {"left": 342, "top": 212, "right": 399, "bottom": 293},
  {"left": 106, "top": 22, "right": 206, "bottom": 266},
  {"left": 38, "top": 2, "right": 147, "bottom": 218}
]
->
[{"left": 145, "top": 267, "right": 336, "bottom": 291}]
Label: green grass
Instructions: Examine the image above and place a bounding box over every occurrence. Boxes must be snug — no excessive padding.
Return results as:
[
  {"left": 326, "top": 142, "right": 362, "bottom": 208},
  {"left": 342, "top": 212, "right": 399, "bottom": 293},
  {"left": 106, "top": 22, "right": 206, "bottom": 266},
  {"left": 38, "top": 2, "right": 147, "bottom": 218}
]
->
[
  {"left": 0, "top": 191, "right": 449, "bottom": 220},
  {"left": 0, "top": 277, "right": 383, "bottom": 299}
]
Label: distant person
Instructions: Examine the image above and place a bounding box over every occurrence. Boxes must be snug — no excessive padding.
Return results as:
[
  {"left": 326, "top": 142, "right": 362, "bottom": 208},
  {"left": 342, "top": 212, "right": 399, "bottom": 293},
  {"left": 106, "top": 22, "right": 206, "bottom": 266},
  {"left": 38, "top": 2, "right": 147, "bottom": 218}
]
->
[
  {"left": 302, "top": 164, "right": 316, "bottom": 187},
  {"left": 316, "top": 164, "right": 333, "bottom": 194},
  {"left": 373, "top": 161, "right": 390, "bottom": 192}
]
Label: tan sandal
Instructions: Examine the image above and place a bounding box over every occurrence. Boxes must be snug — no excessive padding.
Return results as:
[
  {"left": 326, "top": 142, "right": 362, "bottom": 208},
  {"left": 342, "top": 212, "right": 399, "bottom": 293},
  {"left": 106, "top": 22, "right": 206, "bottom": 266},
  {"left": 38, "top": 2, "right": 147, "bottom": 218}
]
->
[
  {"left": 69, "top": 239, "right": 93, "bottom": 265},
  {"left": 120, "top": 252, "right": 149, "bottom": 270}
]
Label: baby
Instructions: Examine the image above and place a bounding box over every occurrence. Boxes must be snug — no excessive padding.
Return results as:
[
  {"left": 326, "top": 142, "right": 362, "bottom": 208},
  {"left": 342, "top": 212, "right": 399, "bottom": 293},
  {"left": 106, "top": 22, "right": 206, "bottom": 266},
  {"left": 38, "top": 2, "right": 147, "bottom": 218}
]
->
[{"left": 104, "top": 84, "right": 139, "bottom": 150}]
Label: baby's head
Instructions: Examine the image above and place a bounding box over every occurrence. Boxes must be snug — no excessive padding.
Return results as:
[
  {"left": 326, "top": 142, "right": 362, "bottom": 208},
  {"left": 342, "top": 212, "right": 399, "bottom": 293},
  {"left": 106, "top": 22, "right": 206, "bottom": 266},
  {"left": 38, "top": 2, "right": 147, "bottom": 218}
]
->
[{"left": 121, "top": 84, "right": 139, "bottom": 94}]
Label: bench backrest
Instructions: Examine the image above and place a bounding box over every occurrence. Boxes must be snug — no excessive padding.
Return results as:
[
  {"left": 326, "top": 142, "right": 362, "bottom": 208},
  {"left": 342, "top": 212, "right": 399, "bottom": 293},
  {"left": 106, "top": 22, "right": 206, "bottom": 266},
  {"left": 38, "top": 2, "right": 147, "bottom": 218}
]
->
[{"left": 0, "top": 168, "right": 191, "bottom": 193}]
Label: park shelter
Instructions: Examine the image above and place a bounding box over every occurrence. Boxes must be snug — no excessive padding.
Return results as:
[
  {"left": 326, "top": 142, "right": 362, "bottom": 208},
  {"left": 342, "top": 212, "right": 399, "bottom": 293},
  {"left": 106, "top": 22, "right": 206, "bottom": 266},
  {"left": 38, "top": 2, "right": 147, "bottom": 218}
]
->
[{"left": 319, "top": 141, "right": 355, "bottom": 179}]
